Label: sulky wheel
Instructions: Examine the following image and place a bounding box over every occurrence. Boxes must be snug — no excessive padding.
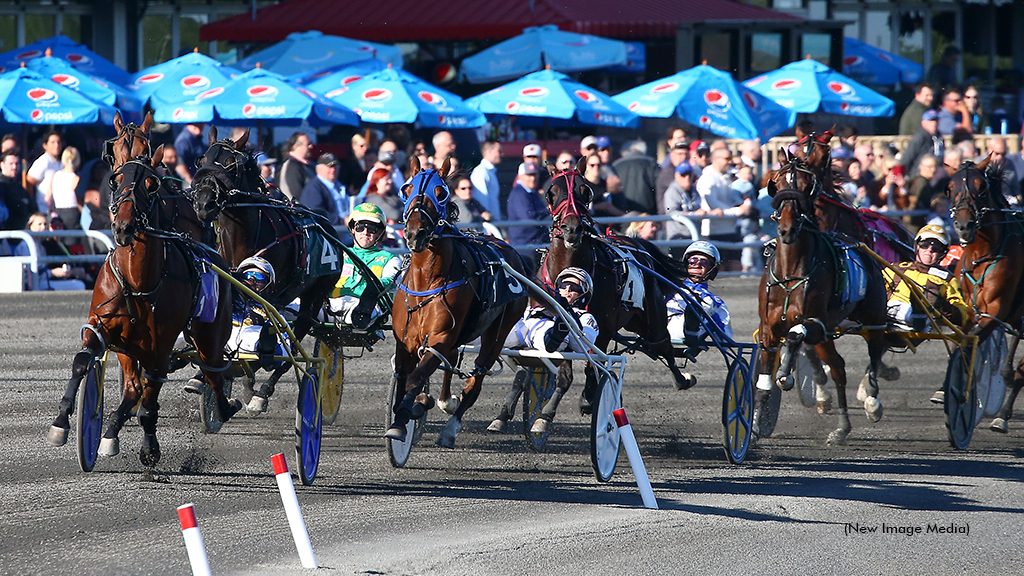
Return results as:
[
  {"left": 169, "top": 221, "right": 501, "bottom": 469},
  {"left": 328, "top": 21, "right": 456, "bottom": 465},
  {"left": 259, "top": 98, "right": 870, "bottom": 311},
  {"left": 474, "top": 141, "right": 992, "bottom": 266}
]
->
[
  {"left": 722, "top": 357, "right": 754, "bottom": 464},
  {"left": 76, "top": 352, "right": 107, "bottom": 472},
  {"left": 590, "top": 370, "right": 621, "bottom": 483},
  {"left": 294, "top": 372, "right": 322, "bottom": 485},
  {"left": 316, "top": 339, "right": 344, "bottom": 426},
  {"left": 944, "top": 347, "right": 976, "bottom": 450}
]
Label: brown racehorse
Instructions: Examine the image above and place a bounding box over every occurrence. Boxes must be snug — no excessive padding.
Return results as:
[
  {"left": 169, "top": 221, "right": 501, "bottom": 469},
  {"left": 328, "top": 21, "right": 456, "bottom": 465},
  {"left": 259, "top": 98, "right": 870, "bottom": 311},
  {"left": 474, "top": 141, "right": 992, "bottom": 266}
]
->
[
  {"left": 386, "top": 157, "right": 529, "bottom": 448},
  {"left": 755, "top": 151, "right": 890, "bottom": 444},
  {"left": 46, "top": 149, "right": 239, "bottom": 466},
  {"left": 498, "top": 158, "right": 691, "bottom": 430},
  {"left": 947, "top": 157, "right": 1024, "bottom": 432}
]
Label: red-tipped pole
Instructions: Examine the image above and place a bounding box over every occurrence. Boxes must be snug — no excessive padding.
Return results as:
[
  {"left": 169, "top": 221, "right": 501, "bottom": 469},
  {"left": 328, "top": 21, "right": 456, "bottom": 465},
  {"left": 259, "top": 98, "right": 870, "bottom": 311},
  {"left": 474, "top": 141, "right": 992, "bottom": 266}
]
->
[
  {"left": 612, "top": 409, "right": 658, "bottom": 509},
  {"left": 271, "top": 453, "right": 318, "bottom": 568},
  {"left": 177, "top": 503, "right": 212, "bottom": 576}
]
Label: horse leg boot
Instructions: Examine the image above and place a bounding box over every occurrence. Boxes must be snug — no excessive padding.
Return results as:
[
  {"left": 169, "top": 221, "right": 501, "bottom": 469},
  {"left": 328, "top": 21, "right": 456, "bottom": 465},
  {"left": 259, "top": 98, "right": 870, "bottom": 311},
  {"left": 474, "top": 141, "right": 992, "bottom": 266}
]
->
[
  {"left": 532, "top": 360, "right": 574, "bottom": 434},
  {"left": 578, "top": 363, "right": 599, "bottom": 415},
  {"left": 137, "top": 373, "right": 166, "bottom": 467},
  {"left": 385, "top": 390, "right": 435, "bottom": 442},
  {"left": 488, "top": 368, "right": 527, "bottom": 433},
  {"left": 247, "top": 363, "right": 289, "bottom": 414},
  {"left": 775, "top": 328, "right": 806, "bottom": 391},
  {"left": 803, "top": 347, "right": 833, "bottom": 413},
  {"left": 437, "top": 371, "right": 460, "bottom": 415},
  {"left": 990, "top": 368, "right": 1024, "bottom": 433},
  {"left": 752, "top": 374, "right": 779, "bottom": 438},
  {"left": 47, "top": 349, "right": 94, "bottom": 446}
]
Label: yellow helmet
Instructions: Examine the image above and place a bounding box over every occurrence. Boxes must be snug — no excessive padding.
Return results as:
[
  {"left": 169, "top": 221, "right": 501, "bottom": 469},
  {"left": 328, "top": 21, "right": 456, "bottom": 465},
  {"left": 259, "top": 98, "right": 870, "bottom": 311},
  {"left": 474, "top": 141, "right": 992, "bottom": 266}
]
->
[{"left": 915, "top": 224, "right": 949, "bottom": 248}]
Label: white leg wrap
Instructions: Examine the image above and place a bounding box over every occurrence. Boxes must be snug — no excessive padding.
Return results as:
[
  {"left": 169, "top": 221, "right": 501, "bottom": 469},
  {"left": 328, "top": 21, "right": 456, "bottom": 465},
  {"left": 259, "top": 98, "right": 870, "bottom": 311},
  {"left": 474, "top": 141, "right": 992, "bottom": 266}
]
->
[{"left": 756, "top": 374, "right": 772, "bottom": 391}]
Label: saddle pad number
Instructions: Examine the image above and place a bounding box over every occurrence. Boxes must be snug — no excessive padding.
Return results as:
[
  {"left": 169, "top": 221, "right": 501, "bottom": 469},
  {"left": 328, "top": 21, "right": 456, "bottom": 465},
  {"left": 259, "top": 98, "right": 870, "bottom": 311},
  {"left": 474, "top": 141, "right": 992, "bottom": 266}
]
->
[
  {"left": 307, "top": 229, "right": 341, "bottom": 277},
  {"left": 321, "top": 241, "right": 339, "bottom": 271}
]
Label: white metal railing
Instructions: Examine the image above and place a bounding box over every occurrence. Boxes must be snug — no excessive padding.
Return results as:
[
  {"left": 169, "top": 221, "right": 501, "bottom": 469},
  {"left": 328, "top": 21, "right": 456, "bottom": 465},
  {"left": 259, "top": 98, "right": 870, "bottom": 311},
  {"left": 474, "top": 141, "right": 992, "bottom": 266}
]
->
[{"left": 0, "top": 230, "right": 114, "bottom": 273}]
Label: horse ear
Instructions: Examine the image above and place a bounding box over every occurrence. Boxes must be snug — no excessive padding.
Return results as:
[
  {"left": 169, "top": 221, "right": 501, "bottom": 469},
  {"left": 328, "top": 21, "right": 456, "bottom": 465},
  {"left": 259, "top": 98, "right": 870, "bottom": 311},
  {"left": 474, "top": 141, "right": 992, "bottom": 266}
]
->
[
  {"left": 978, "top": 154, "right": 992, "bottom": 172},
  {"left": 821, "top": 126, "right": 835, "bottom": 142},
  {"left": 208, "top": 125, "right": 218, "bottom": 146},
  {"left": 546, "top": 161, "right": 557, "bottom": 177},
  {"left": 235, "top": 128, "right": 250, "bottom": 149},
  {"left": 113, "top": 111, "right": 123, "bottom": 132},
  {"left": 409, "top": 154, "right": 421, "bottom": 178},
  {"left": 152, "top": 144, "right": 164, "bottom": 168},
  {"left": 439, "top": 156, "right": 452, "bottom": 178},
  {"left": 766, "top": 172, "right": 779, "bottom": 198},
  {"left": 545, "top": 182, "right": 560, "bottom": 209},
  {"left": 794, "top": 124, "right": 807, "bottom": 140},
  {"left": 575, "top": 156, "right": 587, "bottom": 173},
  {"left": 141, "top": 111, "right": 153, "bottom": 133}
]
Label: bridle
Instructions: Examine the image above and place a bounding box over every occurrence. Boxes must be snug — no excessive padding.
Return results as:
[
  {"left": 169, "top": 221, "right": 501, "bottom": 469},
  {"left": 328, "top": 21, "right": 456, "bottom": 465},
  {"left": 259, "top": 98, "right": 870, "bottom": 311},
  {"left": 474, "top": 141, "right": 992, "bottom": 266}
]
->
[
  {"left": 401, "top": 168, "right": 450, "bottom": 240},
  {"left": 191, "top": 140, "right": 264, "bottom": 215},
  {"left": 102, "top": 122, "right": 152, "bottom": 170},
  {"left": 548, "top": 169, "right": 595, "bottom": 237},
  {"left": 766, "top": 158, "right": 823, "bottom": 322},
  {"left": 109, "top": 157, "right": 164, "bottom": 237},
  {"left": 949, "top": 161, "right": 994, "bottom": 234}
]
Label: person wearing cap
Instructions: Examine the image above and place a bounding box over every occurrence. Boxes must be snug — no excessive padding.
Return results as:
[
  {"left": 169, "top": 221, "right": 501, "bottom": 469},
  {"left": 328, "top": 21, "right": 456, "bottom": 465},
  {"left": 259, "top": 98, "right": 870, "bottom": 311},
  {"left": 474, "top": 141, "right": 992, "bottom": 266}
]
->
[
  {"left": 376, "top": 140, "right": 405, "bottom": 185},
  {"left": 503, "top": 267, "right": 599, "bottom": 354},
  {"left": 579, "top": 135, "right": 599, "bottom": 158},
  {"left": 883, "top": 224, "right": 967, "bottom": 334},
  {"left": 900, "top": 109, "right": 945, "bottom": 177},
  {"left": 663, "top": 161, "right": 703, "bottom": 254},
  {"left": 689, "top": 140, "right": 710, "bottom": 180},
  {"left": 278, "top": 131, "right": 316, "bottom": 202},
  {"left": 656, "top": 140, "right": 691, "bottom": 209},
  {"left": 505, "top": 161, "right": 548, "bottom": 259},
  {"left": 325, "top": 203, "right": 402, "bottom": 326},
  {"left": 470, "top": 140, "right": 503, "bottom": 221},
  {"left": 301, "top": 153, "right": 349, "bottom": 229},
  {"left": 592, "top": 136, "right": 621, "bottom": 194}
]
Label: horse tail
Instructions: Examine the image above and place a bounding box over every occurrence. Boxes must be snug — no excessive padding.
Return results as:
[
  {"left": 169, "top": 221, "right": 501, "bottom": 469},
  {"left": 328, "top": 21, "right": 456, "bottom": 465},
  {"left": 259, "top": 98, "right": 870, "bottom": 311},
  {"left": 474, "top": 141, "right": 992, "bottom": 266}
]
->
[{"left": 630, "top": 237, "right": 689, "bottom": 286}]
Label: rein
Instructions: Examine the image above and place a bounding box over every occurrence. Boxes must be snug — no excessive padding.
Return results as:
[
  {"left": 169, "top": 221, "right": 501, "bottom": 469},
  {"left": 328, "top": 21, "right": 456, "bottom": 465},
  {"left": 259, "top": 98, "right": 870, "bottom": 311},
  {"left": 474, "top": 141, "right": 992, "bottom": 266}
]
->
[
  {"left": 102, "top": 122, "right": 152, "bottom": 169},
  {"left": 548, "top": 169, "right": 595, "bottom": 237}
]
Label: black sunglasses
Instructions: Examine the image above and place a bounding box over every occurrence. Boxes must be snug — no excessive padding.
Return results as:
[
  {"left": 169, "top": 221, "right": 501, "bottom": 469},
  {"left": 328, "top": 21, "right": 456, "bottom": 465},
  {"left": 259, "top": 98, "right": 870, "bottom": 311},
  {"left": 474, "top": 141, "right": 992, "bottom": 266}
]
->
[
  {"left": 351, "top": 222, "right": 383, "bottom": 233},
  {"left": 559, "top": 281, "right": 584, "bottom": 293}
]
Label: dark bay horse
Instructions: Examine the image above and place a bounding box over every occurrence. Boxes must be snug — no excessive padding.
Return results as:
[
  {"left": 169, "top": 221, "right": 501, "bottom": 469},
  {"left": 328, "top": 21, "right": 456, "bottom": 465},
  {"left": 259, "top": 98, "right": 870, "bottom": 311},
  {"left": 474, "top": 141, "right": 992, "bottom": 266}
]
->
[
  {"left": 190, "top": 128, "right": 342, "bottom": 412},
  {"left": 947, "top": 157, "right": 1024, "bottom": 432},
  {"left": 755, "top": 152, "right": 890, "bottom": 444},
  {"left": 513, "top": 158, "right": 690, "bottom": 425},
  {"left": 386, "top": 157, "right": 529, "bottom": 448},
  {"left": 46, "top": 151, "right": 239, "bottom": 466}
]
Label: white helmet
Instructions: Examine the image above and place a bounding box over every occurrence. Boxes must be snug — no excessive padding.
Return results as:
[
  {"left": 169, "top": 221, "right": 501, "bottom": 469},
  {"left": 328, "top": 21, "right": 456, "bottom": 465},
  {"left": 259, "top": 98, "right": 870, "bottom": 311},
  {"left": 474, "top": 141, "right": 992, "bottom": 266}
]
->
[
  {"left": 683, "top": 240, "right": 721, "bottom": 281},
  {"left": 238, "top": 256, "right": 275, "bottom": 292},
  {"left": 555, "top": 267, "right": 593, "bottom": 307},
  {"left": 915, "top": 224, "right": 950, "bottom": 248}
]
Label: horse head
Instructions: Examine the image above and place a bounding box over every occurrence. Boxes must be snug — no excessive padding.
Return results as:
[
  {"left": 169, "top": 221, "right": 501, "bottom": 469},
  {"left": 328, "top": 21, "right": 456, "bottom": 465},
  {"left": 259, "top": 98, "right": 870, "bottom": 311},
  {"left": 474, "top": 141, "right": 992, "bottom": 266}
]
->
[
  {"left": 794, "top": 126, "right": 835, "bottom": 173},
  {"left": 402, "top": 156, "right": 452, "bottom": 253},
  {"left": 104, "top": 111, "right": 154, "bottom": 170},
  {"left": 109, "top": 150, "right": 165, "bottom": 247},
  {"left": 947, "top": 155, "right": 999, "bottom": 244},
  {"left": 768, "top": 151, "right": 818, "bottom": 245},
  {"left": 545, "top": 157, "right": 593, "bottom": 249},
  {"left": 191, "top": 126, "right": 261, "bottom": 222}
]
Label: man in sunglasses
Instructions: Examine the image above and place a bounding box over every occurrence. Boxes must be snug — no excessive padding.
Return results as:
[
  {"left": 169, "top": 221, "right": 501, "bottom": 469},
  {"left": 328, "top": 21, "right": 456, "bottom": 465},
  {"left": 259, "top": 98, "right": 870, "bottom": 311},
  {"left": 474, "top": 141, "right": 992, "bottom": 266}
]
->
[
  {"left": 883, "top": 225, "right": 966, "bottom": 338},
  {"left": 325, "top": 203, "right": 402, "bottom": 325},
  {"left": 504, "top": 267, "right": 599, "bottom": 353}
]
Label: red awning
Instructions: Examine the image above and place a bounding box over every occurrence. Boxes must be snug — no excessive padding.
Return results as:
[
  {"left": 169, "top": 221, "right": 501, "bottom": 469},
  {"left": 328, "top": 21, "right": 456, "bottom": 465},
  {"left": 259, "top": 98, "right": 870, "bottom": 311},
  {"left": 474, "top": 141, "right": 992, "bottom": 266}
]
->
[{"left": 201, "top": 0, "right": 801, "bottom": 43}]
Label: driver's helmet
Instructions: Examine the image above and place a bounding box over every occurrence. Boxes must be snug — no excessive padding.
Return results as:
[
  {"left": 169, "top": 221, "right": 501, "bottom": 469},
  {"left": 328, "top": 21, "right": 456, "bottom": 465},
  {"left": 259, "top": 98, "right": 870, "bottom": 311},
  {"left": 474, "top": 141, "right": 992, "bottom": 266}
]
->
[
  {"left": 349, "top": 202, "right": 386, "bottom": 226},
  {"left": 683, "top": 240, "right": 721, "bottom": 281},
  {"left": 238, "top": 256, "right": 275, "bottom": 293},
  {"left": 555, "top": 267, "right": 593, "bottom": 307},
  {"left": 915, "top": 224, "right": 950, "bottom": 252}
]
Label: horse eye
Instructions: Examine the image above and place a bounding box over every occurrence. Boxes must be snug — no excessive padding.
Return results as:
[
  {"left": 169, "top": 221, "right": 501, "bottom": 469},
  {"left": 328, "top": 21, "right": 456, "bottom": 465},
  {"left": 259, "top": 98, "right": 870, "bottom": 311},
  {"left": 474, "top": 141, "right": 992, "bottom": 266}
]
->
[
  {"left": 435, "top": 185, "right": 449, "bottom": 202},
  {"left": 146, "top": 177, "right": 161, "bottom": 193}
]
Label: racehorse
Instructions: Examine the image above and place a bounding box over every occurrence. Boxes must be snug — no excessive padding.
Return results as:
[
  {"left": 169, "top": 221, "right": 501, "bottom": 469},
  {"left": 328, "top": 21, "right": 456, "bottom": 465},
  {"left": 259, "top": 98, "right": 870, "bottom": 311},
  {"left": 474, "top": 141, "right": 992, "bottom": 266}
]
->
[
  {"left": 493, "top": 158, "right": 691, "bottom": 430},
  {"left": 755, "top": 151, "right": 891, "bottom": 444},
  {"left": 386, "top": 157, "right": 530, "bottom": 448},
  {"left": 46, "top": 149, "right": 239, "bottom": 466},
  {"left": 190, "top": 128, "right": 344, "bottom": 412},
  {"left": 947, "top": 157, "right": 1024, "bottom": 432}
]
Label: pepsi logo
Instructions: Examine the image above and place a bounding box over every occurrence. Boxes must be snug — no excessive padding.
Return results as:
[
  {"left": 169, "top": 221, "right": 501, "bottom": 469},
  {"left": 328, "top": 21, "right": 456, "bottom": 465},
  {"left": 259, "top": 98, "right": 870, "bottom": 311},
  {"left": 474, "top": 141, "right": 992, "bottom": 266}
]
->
[
  {"left": 840, "top": 102, "right": 850, "bottom": 112},
  {"left": 195, "top": 87, "right": 224, "bottom": 100},
  {"left": 27, "top": 88, "right": 58, "bottom": 103},
  {"left": 699, "top": 115, "right": 711, "bottom": 125},
  {"left": 843, "top": 56, "right": 863, "bottom": 67},
  {"left": 31, "top": 109, "right": 43, "bottom": 121},
  {"left": 173, "top": 108, "right": 187, "bottom": 121},
  {"left": 878, "top": 53, "right": 893, "bottom": 63},
  {"left": 742, "top": 91, "right": 762, "bottom": 112},
  {"left": 704, "top": 89, "right": 730, "bottom": 111},
  {"left": 628, "top": 101, "right": 640, "bottom": 111},
  {"left": 828, "top": 81, "right": 854, "bottom": 96},
  {"left": 418, "top": 91, "right": 448, "bottom": 108},
  {"left": 297, "top": 88, "right": 315, "bottom": 99},
  {"left": 746, "top": 76, "right": 767, "bottom": 86},
  {"left": 137, "top": 73, "right": 164, "bottom": 84},
  {"left": 181, "top": 75, "right": 210, "bottom": 90},
  {"left": 66, "top": 53, "right": 90, "bottom": 64},
  {"left": 574, "top": 90, "right": 600, "bottom": 104},
  {"left": 519, "top": 87, "right": 549, "bottom": 98},
  {"left": 506, "top": 101, "right": 520, "bottom": 113},
  {"left": 242, "top": 103, "right": 257, "bottom": 117},
  {"left": 771, "top": 79, "right": 801, "bottom": 91},
  {"left": 15, "top": 50, "right": 41, "bottom": 60},
  {"left": 342, "top": 75, "right": 363, "bottom": 85},
  {"left": 362, "top": 88, "right": 392, "bottom": 102},
  {"left": 247, "top": 85, "right": 279, "bottom": 98},
  {"left": 650, "top": 82, "right": 679, "bottom": 95},
  {"left": 326, "top": 87, "right": 348, "bottom": 98},
  {"left": 51, "top": 74, "right": 79, "bottom": 89}
]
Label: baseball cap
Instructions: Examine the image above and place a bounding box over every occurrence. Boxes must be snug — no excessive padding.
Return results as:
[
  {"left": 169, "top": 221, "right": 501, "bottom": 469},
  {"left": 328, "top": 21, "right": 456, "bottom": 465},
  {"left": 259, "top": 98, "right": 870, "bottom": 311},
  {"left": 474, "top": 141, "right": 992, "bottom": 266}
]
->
[
  {"left": 675, "top": 161, "right": 693, "bottom": 176},
  {"left": 378, "top": 150, "right": 395, "bottom": 165},
  {"left": 922, "top": 109, "right": 939, "bottom": 121},
  {"left": 596, "top": 135, "right": 611, "bottom": 149},
  {"left": 581, "top": 135, "right": 598, "bottom": 150},
  {"left": 672, "top": 140, "right": 689, "bottom": 150},
  {"left": 519, "top": 161, "right": 541, "bottom": 176},
  {"left": 317, "top": 152, "right": 339, "bottom": 167},
  {"left": 254, "top": 152, "right": 276, "bottom": 166},
  {"left": 832, "top": 147, "right": 850, "bottom": 159},
  {"left": 691, "top": 140, "right": 710, "bottom": 155},
  {"left": 523, "top": 143, "right": 542, "bottom": 158}
]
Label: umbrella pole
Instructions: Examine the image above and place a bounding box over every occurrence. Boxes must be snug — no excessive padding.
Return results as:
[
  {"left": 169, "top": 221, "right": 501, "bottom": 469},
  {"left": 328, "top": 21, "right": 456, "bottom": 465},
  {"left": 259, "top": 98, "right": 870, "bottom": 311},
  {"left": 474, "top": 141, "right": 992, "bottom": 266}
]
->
[{"left": 21, "top": 124, "right": 28, "bottom": 190}]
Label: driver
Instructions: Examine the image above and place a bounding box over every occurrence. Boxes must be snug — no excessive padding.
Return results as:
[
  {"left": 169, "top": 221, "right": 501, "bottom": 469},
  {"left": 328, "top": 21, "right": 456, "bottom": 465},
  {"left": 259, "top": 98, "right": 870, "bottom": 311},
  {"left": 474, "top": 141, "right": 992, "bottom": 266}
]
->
[
  {"left": 324, "top": 203, "right": 402, "bottom": 325},
  {"left": 504, "top": 267, "right": 599, "bottom": 353},
  {"left": 667, "top": 241, "right": 733, "bottom": 344},
  {"left": 883, "top": 224, "right": 967, "bottom": 333}
]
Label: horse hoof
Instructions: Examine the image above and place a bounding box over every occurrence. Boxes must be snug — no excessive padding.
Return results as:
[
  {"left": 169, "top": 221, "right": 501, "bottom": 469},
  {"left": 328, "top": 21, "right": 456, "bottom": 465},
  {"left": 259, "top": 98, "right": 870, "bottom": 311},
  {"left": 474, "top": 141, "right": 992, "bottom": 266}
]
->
[
  {"left": 246, "top": 395, "right": 267, "bottom": 415},
  {"left": 827, "top": 429, "right": 848, "bottom": 445},
  {"left": 435, "top": 434, "right": 456, "bottom": 449},
  {"left": 579, "top": 394, "right": 593, "bottom": 416},
  {"left": 864, "top": 397, "right": 883, "bottom": 422},
  {"left": 222, "top": 398, "right": 243, "bottom": 422},
  {"left": 929, "top": 390, "right": 945, "bottom": 405},
  {"left": 436, "top": 418, "right": 462, "bottom": 448},
  {"left": 139, "top": 435, "right": 160, "bottom": 467},
  {"left": 98, "top": 437, "right": 120, "bottom": 456},
  {"left": 879, "top": 365, "right": 900, "bottom": 381},
  {"left": 384, "top": 425, "right": 407, "bottom": 442},
  {"left": 183, "top": 379, "right": 205, "bottom": 395},
  {"left": 46, "top": 426, "right": 69, "bottom": 447},
  {"left": 776, "top": 375, "right": 794, "bottom": 391},
  {"left": 989, "top": 418, "right": 1008, "bottom": 433},
  {"left": 816, "top": 398, "right": 833, "bottom": 414},
  {"left": 530, "top": 417, "right": 550, "bottom": 434},
  {"left": 486, "top": 418, "right": 506, "bottom": 433},
  {"left": 675, "top": 373, "right": 697, "bottom": 391},
  {"left": 437, "top": 395, "right": 459, "bottom": 415}
]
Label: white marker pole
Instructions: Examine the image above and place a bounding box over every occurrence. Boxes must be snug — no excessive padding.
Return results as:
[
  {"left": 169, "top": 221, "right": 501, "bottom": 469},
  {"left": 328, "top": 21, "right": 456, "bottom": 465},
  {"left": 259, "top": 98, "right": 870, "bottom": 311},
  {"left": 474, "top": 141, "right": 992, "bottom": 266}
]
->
[
  {"left": 613, "top": 408, "right": 659, "bottom": 509},
  {"left": 271, "top": 453, "right": 318, "bottom": 569},
  {"left": 177, "top": 503, "right": 212, "bottom": 576}
]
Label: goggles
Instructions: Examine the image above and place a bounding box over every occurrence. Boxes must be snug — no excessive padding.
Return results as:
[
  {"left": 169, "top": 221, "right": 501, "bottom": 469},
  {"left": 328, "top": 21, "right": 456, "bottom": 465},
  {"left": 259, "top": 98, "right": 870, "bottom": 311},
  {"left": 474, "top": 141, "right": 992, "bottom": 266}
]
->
[
  {"left": 558, "top": 281, "right": 584, "bottom": 293},
  {"left": 916, "top": 239, "right": 946, "bottom": 251},
  {"left": 687, "top": 256, "right": 713, "bottom": 268},
  {"left": 242, "top": 269, "right": 269, "bottom": 289},
  {"left": 351, "top": 221, "right": 384, "bottom": 234}
]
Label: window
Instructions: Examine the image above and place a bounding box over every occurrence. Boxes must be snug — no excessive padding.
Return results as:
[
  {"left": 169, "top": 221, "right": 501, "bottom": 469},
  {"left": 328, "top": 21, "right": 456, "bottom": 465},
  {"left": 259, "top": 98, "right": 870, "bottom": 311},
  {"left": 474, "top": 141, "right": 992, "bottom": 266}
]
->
[
  {"left": 24, "top": 14, "right": 55, "bottom": 45},
  {"left": 700, "top": 33, "right": 732, "bottom": 71},
  {"left": 801, "top": 33, "right": 832, "bottom": 64},
  {"left": 140, "top": 14, "right": 172, "bottom": 68},
  {"left": 0, "top": 15, "right": 16, "bottom": 53},
  {"left": 750, "top": 33, "right": 782, "bottom": 72}
]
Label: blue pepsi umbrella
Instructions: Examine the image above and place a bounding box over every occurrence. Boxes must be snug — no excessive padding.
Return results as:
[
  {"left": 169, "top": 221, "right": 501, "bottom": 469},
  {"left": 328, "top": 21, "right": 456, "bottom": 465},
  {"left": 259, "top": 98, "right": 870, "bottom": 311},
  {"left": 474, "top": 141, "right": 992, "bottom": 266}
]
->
[
  {"left": 843, "top": 37, "right": 923, "bottom": 86},
  {"left": 465, "top": 68, "right": 639, "bottom": 129},
  {"left": 26, "top": 56, "right": 143, "bottom": 118},
  {"left": 320, "top": 67, "right": 484, "bottom": 128},
  {"left": 129, "top": 51, "right": 232, "bottom": 105},
  {"left": 744, "top": 59, "right": 895, "bottom": 117},
  {"left": 0, "top": 66, "right": 116, "bottom": 125},
  {"left": 0, "top": 35, "right": 131, "bottom": 86},
  {"left": 612, "top": 65, "right": 795, "bottom": 141},
  {"left": 460, "top": 25, "right": 629, "bottom": 84},
  {"left": 202, "top": 67, "right": 360, "bottom": 127},
  {"left": 289, "top": 58, "right": 389, "bottom": 89},
  {"left": 236, "top": 30, "right": 403, "bottom": 77}
]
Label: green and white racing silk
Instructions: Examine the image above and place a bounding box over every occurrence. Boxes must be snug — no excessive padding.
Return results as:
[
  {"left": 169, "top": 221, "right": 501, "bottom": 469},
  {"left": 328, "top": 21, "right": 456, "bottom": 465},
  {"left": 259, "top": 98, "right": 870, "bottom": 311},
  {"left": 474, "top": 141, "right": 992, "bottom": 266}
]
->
[{"left": 331, "top": 244, "right": 401, "bottom": 298}]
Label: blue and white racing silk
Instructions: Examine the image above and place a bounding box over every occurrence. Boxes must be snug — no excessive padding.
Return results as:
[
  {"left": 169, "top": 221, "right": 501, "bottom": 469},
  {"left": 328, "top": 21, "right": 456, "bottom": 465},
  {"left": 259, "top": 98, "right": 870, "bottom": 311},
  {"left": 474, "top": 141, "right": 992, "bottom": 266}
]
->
[
  {"left": 667, "top": 278, "right": 732, "bottom": 341},
  {"left": 503, "top": 306, "right": 599, "bottom": 353}
]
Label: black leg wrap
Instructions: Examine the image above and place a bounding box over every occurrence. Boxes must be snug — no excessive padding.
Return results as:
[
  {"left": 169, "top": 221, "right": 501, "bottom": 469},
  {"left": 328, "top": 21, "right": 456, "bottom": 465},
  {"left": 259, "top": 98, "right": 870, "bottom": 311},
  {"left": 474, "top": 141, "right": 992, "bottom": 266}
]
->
[
  {"left": 137, "top": 403, "right": 159, "bottom": 435},
  {"left": 257, "top": 325, "right": 277, "bottom": 368}
]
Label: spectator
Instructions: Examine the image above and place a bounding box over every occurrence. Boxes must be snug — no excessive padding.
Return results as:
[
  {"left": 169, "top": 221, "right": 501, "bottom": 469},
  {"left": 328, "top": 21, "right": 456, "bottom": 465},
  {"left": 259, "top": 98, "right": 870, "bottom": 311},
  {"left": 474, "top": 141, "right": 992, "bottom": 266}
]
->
[
  {"left": 830, "top": 146, "right": 851, "bottom": 173},
  {"left": 986, "top": 137, "right": 1020, "bottom": 206},
  {"left": 855, "top": 143, "right": 878, "bottom": 184},
  {"left": 943, "top": 148, "right": 963, "bottom": 174},
  {"left": 836, "top": 125, "right": 858, "bottom": 156},
  {"left": 926, "top": 46, "right": 960, "bottom": 91},
  {"left": 696, "top": 147, "right": 749, "bottom": 267},
  {"left": 925, "top": 195, "right": 958, "bottom": 245},
  {"left": 256, "top": 152, "right": 277, "bottom": 188},
  {"left": 449, "top": 173, "right": 491, "bottom": 224},
  {"left": 874, "top": 160, "right": 909, "bottom": 211},
  {"left": 656, "top": 141, "right": 690, "bottom": 211},
  {"left": 376, "top": 139, "right": 404, "bottom": 185},
  {"left": 431, "top": 131, "right": 456, "bottom": 167},
  {"left": 841, "top": 159, "right": 867, "bottom": 207},
  {"left": 363, "top": 167, "right": 403, "bottom": 224},
  {"left": 900, "top": 110, "right": 944, "bottom": 177},
  {"left": 339, "top": 133, "right": 370, "bottom": 193},
  {"left": 899, "top": 82, "right": 935, "bottom": 136},
  {"left": 1, "top": 133, "right": 17, "bottom": 155},
  {"left": 612, "top": 139, "right": 659, "bottom": 214},
  {"left": 937, "top": 89, "right": 969, "bottom": 136},
  {"left": 660, "top": 125, "right": 688, "bottom": 168},
  {"left": 278, "top": 132, "right": 315, "bottom": 202},
  {"left": 48, "top": 146, "right": 81, "bottom": 229},
  {"left": 553, "top": 150, "right": 575, "bottom": 172},
  {"left": 595, "top": 136, "right": 621, "bottom": 193},
  {"left": 663, "top": 161, "right": 702, "bottom": 253},
  {"left": 505, "top": 161, "right": 548, "bottom": 258},
  {"left": 26, "top": 131, "right": 62, "bottom": 213},
  {"left": 583, "top": 153, "right": 624, "bottom": 219},
  {"left": 406, "top": 140, "right": 429, "bottom": 178},
  {"left": 624, "top": 215, "right": 658, "bottom": 240},
  {"left": 962, "top": 86, "right": 986, "bottom": 134},
  {"left": 908, "top": 155, "right": 945, "bottom": 219},
  {"left": 14, "top": 213, "right": 87, "bottom": 290},
  {"left": 173, "top": 123, "right": 205, "bottom": 186},
  {"left": 988, "top": 95, "right": 1021, "bottom": 135},
  {"left": 732, "top": 164, "right": 761, "bottom": 272},
  {"left": 470, "top": 140, "right": 502, "bottom": 220},
  {"left": 738, "top": 139, "right": 763, "bottom": 183},
  {"left": 301, "top": 153, "right": 349, "bottom": 228},
  {"left": 956, "top": 139, "right": 979, "bottom": 163},
  {"left": 579, "top": 135, "right": 599, "bottom": 159},
  {"left": 689, "top": 140, "right": 710, "bottom": 180},
  {"left": 0, "top": 151, "right": 31, "bottom": 231},
  {"left": 82, "top": 160, "right": 112, "bottom": 239},
  {"left": 522, "top": 142, "right": 542, "bottom": 165}
]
